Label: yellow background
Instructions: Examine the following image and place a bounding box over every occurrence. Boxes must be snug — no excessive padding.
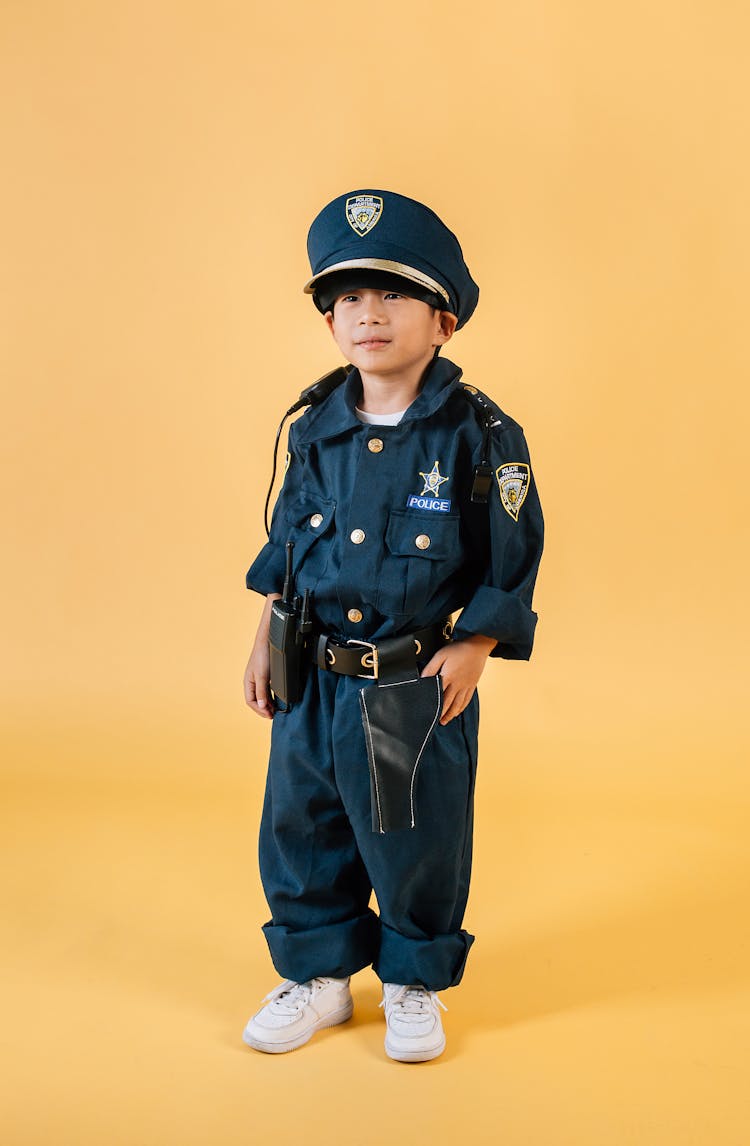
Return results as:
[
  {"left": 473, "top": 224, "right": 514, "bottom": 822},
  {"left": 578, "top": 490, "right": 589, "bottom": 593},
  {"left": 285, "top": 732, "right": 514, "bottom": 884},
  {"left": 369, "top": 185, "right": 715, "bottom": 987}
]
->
[{"left": 2, "top": 1, "right": 749, "bottom": 1142}]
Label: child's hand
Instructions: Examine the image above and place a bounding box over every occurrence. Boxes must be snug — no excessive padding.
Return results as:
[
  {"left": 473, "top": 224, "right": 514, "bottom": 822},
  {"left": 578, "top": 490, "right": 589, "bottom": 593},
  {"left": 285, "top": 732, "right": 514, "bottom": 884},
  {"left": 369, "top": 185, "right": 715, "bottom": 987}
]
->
[
  {"left": 421, "top": 634, "right": 496, "bottom": 725},
  {"left": 244, "top": 647, "right": 274, "bottom": 719},
  {"left": 243, "top": 593, "right": 281, "bottom": 720},
  {"left": 244, "top": 642, "right": 274, "bottom": 719}
]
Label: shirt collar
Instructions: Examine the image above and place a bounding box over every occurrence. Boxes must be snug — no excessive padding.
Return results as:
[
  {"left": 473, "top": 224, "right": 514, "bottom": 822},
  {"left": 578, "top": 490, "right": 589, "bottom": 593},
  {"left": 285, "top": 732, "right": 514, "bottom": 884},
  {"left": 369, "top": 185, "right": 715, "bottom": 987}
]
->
[{"left": 293, "top": 356, "right": 464, "bottom": 445}]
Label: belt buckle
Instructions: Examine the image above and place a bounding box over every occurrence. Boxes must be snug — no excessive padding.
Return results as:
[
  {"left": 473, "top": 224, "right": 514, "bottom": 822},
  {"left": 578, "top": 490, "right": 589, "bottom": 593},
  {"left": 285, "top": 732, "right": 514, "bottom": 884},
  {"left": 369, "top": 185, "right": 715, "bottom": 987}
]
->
[{"left": 346, "top": 638, "right": 379, "bottom": 679}]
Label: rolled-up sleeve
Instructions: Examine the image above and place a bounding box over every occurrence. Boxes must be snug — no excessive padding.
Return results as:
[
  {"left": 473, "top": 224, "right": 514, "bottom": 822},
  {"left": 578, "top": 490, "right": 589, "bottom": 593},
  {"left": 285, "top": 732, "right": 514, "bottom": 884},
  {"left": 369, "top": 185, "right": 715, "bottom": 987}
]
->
[
  {"left": 453, "top": 421, "right": 544, "bottom": 659},
  {"left": 245, "top": 423, "right": 305, "bottom": 596}
]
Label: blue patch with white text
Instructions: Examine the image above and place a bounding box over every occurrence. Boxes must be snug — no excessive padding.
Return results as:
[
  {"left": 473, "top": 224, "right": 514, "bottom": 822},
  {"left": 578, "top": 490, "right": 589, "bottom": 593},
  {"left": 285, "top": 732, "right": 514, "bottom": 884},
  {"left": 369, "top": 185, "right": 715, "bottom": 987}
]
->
[{"left": 406, "top": 494, "right": 452, "bottom": 513}]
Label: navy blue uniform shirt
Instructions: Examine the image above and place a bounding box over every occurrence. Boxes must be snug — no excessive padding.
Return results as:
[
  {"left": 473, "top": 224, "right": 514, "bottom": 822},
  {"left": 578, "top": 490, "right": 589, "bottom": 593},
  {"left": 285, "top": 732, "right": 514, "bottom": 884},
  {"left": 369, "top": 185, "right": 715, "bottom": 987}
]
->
[{"left": 246, "top": 356, "right": 544, "bottom": 660}]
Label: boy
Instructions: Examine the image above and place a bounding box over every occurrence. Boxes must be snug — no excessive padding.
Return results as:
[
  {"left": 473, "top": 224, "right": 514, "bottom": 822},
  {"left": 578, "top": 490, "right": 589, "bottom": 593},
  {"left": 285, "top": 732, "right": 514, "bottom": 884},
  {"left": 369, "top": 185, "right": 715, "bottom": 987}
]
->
[{"left": 242, "top": 189, "right": 544, "bottom": 1061}]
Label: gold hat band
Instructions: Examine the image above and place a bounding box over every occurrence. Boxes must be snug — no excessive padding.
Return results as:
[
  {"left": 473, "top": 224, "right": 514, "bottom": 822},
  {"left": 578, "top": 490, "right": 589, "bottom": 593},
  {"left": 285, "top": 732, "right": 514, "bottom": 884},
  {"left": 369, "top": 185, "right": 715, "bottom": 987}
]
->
[{"left": 304, "top": 258, "right": 451, "bottom": 309}]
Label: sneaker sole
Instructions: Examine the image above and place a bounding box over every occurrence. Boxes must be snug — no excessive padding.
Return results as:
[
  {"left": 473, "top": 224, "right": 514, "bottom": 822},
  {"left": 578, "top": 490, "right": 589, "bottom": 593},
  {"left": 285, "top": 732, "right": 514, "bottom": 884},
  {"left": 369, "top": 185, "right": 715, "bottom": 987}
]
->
[
  {"left": 384, "top": 1033, "right": 446, "bottom": 1063},
  {"left": 242, "top": 999, "right": 354, "bottom": 1054}
]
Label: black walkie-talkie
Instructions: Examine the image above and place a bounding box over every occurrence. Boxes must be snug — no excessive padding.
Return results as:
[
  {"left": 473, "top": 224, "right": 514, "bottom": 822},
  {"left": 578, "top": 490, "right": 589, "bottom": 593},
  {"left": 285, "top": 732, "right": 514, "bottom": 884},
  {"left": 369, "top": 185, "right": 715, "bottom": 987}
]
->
[{"left": 268, "top": 541, "right": 306, "bottom": 707}]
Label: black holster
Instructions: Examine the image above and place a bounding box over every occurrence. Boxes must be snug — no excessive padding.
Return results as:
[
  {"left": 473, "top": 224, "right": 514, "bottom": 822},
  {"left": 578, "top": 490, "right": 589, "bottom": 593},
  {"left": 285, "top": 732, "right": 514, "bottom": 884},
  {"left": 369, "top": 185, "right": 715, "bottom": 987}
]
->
[{"left": 358, "top": 635, "right": 443, "bottom": 834}]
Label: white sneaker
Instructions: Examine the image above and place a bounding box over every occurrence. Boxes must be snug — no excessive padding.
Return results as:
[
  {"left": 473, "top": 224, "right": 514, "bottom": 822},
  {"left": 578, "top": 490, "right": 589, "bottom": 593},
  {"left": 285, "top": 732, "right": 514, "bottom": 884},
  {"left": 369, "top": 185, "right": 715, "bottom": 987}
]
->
[
  {"left": 380, "top": 983, "right": 447, "bottom": 1062},
  {"left": 242, "top": 977, "right": 353, "bottom": 1054}
]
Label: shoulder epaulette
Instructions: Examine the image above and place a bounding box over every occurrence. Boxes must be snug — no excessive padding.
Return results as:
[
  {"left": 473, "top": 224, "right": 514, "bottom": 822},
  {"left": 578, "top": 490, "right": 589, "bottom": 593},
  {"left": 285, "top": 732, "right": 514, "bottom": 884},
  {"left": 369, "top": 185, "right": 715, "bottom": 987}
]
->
[
  {"left": 459, "top": 383, "right": 503, "bottom": 430},
  {"left": 459, "top": 384, "right": 502, "bottom": 504}
]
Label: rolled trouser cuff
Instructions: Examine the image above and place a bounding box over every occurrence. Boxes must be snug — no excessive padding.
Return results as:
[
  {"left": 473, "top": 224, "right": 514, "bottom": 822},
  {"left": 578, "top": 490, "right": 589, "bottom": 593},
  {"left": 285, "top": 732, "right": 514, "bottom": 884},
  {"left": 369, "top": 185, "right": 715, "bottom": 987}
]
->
[
  {"left": 262, "top": 910, "right": 380, "bottom": 982},
  {"left": 375, "top": 922, "right": 475, "bottom": 991}
]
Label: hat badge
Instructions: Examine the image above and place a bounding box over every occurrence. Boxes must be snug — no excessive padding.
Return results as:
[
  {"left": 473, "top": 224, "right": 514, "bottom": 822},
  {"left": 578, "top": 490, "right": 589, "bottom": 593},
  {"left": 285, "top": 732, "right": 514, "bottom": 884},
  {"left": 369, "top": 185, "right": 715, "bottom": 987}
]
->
[{"left": 345, "top": 195, "right": 383, "bottom": 236}]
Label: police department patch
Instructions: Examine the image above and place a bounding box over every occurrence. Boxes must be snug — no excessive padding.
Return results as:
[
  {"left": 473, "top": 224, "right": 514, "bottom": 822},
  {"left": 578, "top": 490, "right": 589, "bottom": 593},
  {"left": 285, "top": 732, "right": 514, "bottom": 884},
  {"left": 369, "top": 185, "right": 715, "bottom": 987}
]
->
[
  {"left": 346, "top": 195, "right": 383, "bottom": 236},
  {"left": 496, "top": 463, "right": 530, "bottom": 521}
]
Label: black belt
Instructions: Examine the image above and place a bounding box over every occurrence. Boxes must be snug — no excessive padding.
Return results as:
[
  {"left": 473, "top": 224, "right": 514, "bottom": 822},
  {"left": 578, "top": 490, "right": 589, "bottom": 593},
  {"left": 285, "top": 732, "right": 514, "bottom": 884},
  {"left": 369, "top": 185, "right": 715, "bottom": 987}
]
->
[{"left": 310, "top": 620, "right": 453, "bottom": 681}]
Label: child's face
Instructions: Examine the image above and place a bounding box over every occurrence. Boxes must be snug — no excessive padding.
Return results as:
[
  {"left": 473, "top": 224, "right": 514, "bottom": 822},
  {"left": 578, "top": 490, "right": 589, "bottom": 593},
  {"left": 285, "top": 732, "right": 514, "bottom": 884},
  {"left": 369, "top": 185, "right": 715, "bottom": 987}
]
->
[{"left": 325, "top": 289, "right": 457, "bottom": 382}]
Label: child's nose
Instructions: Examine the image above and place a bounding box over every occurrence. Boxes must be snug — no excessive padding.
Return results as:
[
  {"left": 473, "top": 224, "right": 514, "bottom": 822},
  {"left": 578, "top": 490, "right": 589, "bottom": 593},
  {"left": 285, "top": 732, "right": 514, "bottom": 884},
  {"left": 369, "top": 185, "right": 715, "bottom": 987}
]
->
[{"left": 358, "top": 292, "right": 386, "bottom": 322}]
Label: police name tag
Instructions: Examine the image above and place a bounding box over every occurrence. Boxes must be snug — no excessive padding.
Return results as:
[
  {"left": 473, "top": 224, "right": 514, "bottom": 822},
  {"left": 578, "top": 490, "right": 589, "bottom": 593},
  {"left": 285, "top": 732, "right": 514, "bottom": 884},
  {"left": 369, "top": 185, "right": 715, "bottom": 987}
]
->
[{"left": 406, "top": 494, "right": 452, "bottom": 512}]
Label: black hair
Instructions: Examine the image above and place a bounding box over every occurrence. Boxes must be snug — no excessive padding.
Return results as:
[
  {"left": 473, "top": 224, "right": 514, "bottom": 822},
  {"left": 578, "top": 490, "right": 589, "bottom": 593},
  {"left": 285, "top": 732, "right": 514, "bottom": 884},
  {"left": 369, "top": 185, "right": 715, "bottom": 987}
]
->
[{"left": 313, "top": 268, "right": 447, "bottom": 315}]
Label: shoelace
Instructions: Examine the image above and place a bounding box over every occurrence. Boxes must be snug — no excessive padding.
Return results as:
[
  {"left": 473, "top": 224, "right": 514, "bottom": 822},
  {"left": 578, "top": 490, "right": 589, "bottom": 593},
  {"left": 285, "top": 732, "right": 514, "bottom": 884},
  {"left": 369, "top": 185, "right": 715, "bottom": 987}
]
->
[
  {"left": 262, "top": 977, "right": 331, "bottom": 1016},
  {"left": 379, "top": 985, "right": 448, "bottom": 1016}
]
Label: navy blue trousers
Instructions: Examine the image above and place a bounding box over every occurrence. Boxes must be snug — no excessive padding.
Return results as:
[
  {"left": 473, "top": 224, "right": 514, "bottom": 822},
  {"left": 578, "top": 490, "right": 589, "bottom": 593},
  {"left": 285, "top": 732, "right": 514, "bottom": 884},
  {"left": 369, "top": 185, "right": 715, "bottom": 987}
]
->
[{"left": 258, "top": 667, "right": 479, "bottom": 991}]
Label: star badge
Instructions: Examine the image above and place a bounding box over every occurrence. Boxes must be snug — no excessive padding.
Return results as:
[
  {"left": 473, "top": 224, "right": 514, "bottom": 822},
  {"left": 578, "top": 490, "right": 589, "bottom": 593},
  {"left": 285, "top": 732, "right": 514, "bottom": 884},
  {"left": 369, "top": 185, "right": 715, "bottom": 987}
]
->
[{"left": 419, "top": 461, "right": 449, "bottom": 497}]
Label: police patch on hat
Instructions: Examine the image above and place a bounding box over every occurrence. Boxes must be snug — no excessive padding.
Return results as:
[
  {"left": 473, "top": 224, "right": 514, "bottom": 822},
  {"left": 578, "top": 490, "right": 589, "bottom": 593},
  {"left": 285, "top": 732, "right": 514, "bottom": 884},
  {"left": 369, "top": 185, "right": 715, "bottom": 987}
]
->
[
  {"left": 496, "top": 463, "right": 530, "bottom": 521},
  {"left": 346, "top": 195, "right": 383, "bottom": 236}
]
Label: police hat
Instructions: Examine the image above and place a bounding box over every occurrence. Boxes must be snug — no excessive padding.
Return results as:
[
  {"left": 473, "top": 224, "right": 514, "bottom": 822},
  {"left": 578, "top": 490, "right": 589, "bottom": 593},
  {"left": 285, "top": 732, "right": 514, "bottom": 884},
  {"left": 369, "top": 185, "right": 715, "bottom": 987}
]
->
[{"left": 304, "top": 189, "right": 479, "bottom": 329}]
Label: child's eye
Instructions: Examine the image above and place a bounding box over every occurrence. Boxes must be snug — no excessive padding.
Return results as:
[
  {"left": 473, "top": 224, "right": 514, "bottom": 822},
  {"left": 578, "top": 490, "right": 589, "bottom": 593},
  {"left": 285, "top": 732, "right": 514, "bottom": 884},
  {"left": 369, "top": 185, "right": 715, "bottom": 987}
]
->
[
  {"left": 340, "top": 294, "right": 360, "bottom": 303},
  {"left": 384, "top": 292, "right": 405, "bottom": 300}
]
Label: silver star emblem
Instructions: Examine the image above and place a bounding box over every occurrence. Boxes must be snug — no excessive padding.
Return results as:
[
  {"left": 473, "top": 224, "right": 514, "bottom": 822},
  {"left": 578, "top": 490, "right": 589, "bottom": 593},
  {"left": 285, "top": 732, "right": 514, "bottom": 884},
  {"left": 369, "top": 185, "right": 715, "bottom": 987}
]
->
[{"left": 419, "top": 461, "right": 449, "bottom": 497}]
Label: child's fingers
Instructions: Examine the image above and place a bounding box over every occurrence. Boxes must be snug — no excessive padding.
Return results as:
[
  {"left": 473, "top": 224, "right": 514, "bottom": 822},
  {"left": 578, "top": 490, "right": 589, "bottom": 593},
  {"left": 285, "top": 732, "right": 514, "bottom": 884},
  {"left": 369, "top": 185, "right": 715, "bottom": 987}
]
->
[
  {"left": 244, "top": 673, "right": 274, "bottom": 719},
  {"left": 420, "top": 649, "right": 448, "bottom": 678},
  {"left": 440, "top": 685, "right": 473, "bottom": 725},
  {"left": 249, "top": 696, "right": 274, "bottom": 720},
  {"left": 439, "top": 679, "right": 457, "bottom": 723},
  {"left": 243, "top": 672, "right": 258, "bottom": 707}
]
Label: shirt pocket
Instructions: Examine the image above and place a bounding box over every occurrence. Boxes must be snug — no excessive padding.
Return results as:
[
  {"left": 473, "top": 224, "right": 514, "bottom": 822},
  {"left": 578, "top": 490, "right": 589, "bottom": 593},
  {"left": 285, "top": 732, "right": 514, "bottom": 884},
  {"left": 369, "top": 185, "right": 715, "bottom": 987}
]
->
[
  {"left": 376, "top": 509, "right": 461, "bottom": 618},
  {"left": 282, "top": 489, "right": 336, "bottom": 586}
]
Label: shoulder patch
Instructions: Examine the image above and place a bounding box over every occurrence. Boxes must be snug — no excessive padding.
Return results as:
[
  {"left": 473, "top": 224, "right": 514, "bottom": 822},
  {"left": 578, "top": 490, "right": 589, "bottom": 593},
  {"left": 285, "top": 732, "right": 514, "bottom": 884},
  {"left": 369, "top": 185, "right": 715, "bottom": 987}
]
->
[{"left": 496, "top": 462, "right": 530, "bottom": 521}]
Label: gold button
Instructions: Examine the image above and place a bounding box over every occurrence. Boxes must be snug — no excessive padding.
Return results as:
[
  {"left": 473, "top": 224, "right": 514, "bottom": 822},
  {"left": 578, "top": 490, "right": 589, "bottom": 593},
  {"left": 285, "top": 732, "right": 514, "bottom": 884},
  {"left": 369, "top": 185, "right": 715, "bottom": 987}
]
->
[
  {"left": 350, "top": 528, "right": 366, "bottom": 545},
  {"left": 368, "top": 438, "right": 384, "bottom": 453},
  {"left": 309, "top": 513, "right": 323, "bottom": 528},
  {"left": 415, "top": 533, "right": 431, "bottom": 550},
  {"left": 347, "top": 608, "right": 363, "bottom": 623}
]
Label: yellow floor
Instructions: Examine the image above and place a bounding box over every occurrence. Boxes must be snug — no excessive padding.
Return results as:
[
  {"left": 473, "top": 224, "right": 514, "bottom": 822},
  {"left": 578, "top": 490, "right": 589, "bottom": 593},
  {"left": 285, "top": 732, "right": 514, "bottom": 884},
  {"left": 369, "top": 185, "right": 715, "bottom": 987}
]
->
[{"left": 3, "top": 715, "right": 748, "bottom": 1146}]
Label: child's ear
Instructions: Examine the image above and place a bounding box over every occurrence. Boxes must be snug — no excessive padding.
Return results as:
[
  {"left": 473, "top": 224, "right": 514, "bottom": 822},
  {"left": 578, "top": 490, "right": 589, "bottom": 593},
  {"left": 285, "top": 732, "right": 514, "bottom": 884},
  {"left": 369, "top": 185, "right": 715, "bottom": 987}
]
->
[
  {"left": 435, "top": 311, "right": 458, "bottom": 345},
  {"left": 325, "top": 311, "right": 335, "bottom": 334}
]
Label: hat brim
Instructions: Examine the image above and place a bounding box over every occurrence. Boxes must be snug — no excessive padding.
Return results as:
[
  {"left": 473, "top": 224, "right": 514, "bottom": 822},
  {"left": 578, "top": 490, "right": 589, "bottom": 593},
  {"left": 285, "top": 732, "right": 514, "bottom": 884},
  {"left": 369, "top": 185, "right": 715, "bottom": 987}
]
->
[{"left": 304, "top": 258, "right": 452, "bottom": 310}]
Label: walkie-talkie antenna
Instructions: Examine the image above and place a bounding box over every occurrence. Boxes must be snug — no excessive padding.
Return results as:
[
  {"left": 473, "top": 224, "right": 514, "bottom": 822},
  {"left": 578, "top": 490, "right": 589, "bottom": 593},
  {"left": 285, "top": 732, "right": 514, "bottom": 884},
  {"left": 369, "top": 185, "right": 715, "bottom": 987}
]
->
[
  {"left": 281, "top": 541, "right": 295, "bottom": 605},
  {"left": 299, "top": 588, "right": 313, "bottom": 639}
]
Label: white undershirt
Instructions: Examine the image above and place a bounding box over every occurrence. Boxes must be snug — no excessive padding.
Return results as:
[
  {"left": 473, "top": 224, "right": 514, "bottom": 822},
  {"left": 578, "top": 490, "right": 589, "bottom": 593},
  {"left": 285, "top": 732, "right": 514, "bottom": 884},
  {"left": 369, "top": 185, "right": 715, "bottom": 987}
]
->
[{"left": 354, "top": 406, "right": 407, "bottom": 426}]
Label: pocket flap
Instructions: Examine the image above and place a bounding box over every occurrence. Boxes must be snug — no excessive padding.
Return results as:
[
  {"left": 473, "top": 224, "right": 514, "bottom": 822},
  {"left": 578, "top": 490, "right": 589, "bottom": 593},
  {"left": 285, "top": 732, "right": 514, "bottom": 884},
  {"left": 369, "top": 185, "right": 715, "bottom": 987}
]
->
[
  {"left": 284, "top": 490, "right": 336, "bottom": 535},
  {"left": 384, "top": 509, "right": 460, "bottom": 561}
]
